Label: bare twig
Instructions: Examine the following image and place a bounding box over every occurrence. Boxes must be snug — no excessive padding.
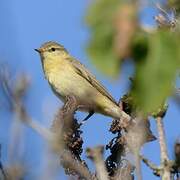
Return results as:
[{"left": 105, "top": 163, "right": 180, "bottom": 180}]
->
[
  {"left": 157, "top": 117, "right": 169, "bottom": 161},
  {"left": 155, "top": 3, "right": 178, "bottom": 30},
  {"left": 141, "top": 155, "right": 160, "bottom": 176},
  {"left": 0, "top": 68, "right": 93, "bottom": 180},
  {"left": 114, "top": 160, "right": 134, "bottom": 180},
  {"left": 125, "top": 117, "right": 145, "bottom": 180},
  {"left": 16, "top": 102, "right": 92, "bottom": 179},
  {"left": 22, "top": 115, "right": 93, "bottom": 180},
  {"left": 108, "top": 94, "right": 156, "bottom": 180},
  {"left": 61, "top": 150, "right": 93, "bottom": 180},
  {"left": 87, "top": 146, "right": 109, "bottom": 180},
  {"left": 156, "top": 117, "right": 171, "bottom": 180},
  {"left": 22, "top": 99, "right": 92, "bottom": 180},
  {"left": 51, "top": 95, "right": 93, "bottom": 179}
]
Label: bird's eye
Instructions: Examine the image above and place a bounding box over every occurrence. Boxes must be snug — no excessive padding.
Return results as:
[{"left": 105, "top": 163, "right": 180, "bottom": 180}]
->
[{"left": 51, "top": 48, "right": 56, "bottom": 52}]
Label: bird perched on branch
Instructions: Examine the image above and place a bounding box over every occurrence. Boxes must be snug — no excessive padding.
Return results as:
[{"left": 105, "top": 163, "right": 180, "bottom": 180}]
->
[{"left": 35, "top": 41, "right": 129, "bottom": 121}]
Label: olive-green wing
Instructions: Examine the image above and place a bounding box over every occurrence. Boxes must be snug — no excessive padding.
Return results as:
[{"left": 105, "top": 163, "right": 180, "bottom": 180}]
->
[{"left": 69, "top": 57, "right": 117, "bottom": 105}]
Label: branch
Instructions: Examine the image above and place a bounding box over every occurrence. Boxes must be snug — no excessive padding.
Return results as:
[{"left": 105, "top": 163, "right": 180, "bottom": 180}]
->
[
  {"left": 156, "top": 117, "right": 171, "bottom": 180},
  {"left": 0, "top": 69, "right": 93, "bottom": 180},
  {"left": 106, "top": 94, "right": 156, "bottom": 180},
  {"left": 23, "top": 99, "right": 93, "bottom": 180},
  {"left": 156, "top": 117, "right": 169, "bottom": 161},
  {"left": 86, "top": 146, "right": 109, "bottom": 180},
  {"left": 115, "top": 160, "right": 134, "bottom": 180},
  {"left": 141, "top": 155, "right": 160, "bottom": 176}
]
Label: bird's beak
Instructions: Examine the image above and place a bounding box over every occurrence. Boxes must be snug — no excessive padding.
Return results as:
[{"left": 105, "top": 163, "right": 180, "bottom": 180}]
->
[{"left": 34, "top": 48, "right": 41, "bottom": 53}]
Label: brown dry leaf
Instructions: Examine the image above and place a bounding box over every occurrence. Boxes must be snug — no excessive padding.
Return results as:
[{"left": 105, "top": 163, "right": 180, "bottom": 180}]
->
[{"left": 113, "top": 3, "right": 137, "bottom": 59}]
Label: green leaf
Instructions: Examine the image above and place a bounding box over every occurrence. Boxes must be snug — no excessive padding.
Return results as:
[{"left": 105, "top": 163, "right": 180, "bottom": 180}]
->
[
  {"left": 86, "top": 0, "right": 122, "bottom": 77},
  {"left": 132, "top": 31, "right": 180, "bottom": 114},
  {"left": 168, "top": 0, "right": 180, "bottom": 13}
]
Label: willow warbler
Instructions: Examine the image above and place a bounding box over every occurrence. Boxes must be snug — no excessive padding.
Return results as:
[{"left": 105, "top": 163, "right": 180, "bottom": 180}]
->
[{"left": 35, "top": 41, "right": 129, "bottom": 120}]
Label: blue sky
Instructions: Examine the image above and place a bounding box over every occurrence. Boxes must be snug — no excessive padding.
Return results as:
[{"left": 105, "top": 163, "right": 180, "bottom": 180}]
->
[{"left": 0, "top": 0, "right": 179, "bottom": 179}]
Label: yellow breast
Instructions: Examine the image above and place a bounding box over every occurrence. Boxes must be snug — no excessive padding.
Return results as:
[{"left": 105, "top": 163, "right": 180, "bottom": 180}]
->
[{"left": 43, "top": 56, "right": 79, "bottom": 99}]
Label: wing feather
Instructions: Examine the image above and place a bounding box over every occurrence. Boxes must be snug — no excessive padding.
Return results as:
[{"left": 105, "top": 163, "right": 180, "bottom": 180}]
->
[{"left": 68, "top": 57, "right": 117, "bottom": 105}]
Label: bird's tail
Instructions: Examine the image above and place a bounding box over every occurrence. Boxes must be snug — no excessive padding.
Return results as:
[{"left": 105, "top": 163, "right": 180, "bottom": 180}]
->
[{"left": 102, "top": 102, "right": 130, "bottom": 120}]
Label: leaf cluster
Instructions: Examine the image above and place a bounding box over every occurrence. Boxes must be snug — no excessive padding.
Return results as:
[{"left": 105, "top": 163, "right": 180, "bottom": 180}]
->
[{"left": 86, "top": 0, "right": 180, "bottom": 113}]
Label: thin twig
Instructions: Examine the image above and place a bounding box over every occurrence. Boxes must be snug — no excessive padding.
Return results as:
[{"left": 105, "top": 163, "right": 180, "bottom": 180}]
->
[
  {"left": 17, "top": 107, "right": 93, "bottom": 180},
  {"left": 156, "top": 117, "right": 171, "bottom": 180},
  {"left": 157, "top": 117, "right": 169, "bottom": 161},
  {"left": 140, "top": 155, "right": 160, "bottom": 176},
  {"left": 0, "top": 69, "right": 94, "bottom": 180},
  {"left": 87, "top": 146, "right": 109, "bottom": 180},
  {"left": 114, "top": 159, "right": 134, "bottom": 180}
]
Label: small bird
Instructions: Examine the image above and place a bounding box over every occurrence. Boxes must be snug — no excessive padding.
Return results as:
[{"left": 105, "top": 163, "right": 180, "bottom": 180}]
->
[{"left": 35, "top": 41, "right": 129, "bottom": 121}]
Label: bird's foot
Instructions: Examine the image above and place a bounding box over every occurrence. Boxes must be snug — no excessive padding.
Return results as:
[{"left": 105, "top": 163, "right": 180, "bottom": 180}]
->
[{"left": 79, "top": 110, "right": 94, "bottom": 126}]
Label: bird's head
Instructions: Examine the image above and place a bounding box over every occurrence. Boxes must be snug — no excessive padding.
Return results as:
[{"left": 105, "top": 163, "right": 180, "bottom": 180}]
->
[{"left": 35, "top": 41, "right": 68, "bottom": 61}]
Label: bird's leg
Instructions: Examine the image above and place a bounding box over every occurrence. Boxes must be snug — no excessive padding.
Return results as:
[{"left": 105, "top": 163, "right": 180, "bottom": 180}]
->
[
  {"left": 80, "top": 110, "right": 94, "bottom": 125},
  {"left": 84, "top": 110, "right": 95, "bottom": 121}
]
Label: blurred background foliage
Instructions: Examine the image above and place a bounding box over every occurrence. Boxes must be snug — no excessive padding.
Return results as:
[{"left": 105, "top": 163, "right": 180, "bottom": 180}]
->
[
  {"left": 0, "top": 0, "right": 180, "bottom": 179},
  {"left": 86, "top": 0, "right": 180, "bottom": 114},
  {"left": 168, "top": 0, "right": 180, "bottom": 13}
]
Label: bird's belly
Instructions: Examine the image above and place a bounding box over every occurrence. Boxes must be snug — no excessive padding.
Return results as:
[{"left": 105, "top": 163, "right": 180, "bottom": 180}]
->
[
  {"left": 47, "top": 70, "right": 99, "bottom": 108},
  {"left": 47, "top": 70, "right": 121, "bottom": 118}
]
